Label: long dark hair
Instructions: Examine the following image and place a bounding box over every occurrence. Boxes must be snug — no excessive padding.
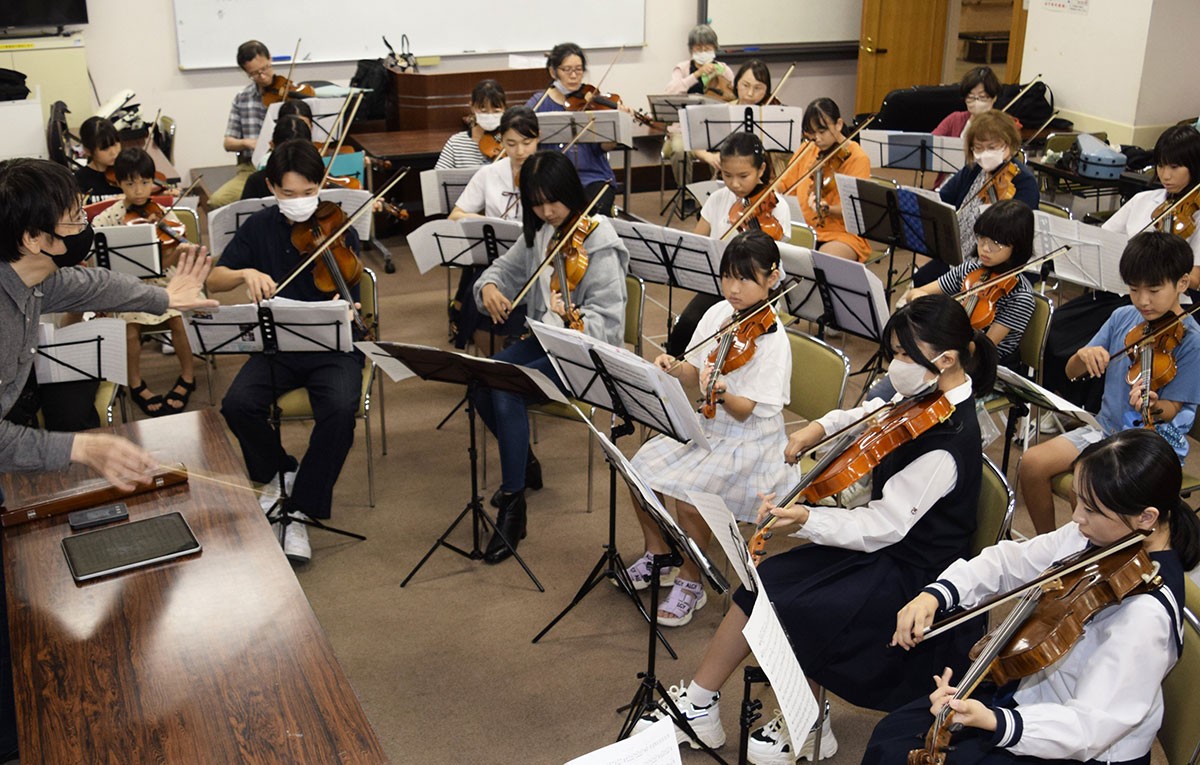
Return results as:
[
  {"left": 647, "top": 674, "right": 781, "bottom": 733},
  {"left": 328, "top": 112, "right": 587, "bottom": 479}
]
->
[
  {"left": 733, "top": 60, "right": 771, "bottom": 105},
  {"left": 547, "top": 42, "right": 586, "bottom": 72},
  {"left": 883, "top": 293, "right": 998, "bottom": 396},
  {"left": 802, "top": 97, "right": 843, "bottom": 136},
  {"left": 1154, "top": 125, "right": 1200, "bottom": 194},
  {"left": 974, "top": 198, "right": 1034, "bottom": 268},
  {"left": 720, "top": 230, "right": 781, "bottom": 297},
  {"left": 719, "top": 132, "right": 771, "bottom": 185},
  {"left": 1075, "top": 429, "right": 1200, "bottom": 570},
  {"left": 518, "top": 151, "right": 586, "bottom": 246}
]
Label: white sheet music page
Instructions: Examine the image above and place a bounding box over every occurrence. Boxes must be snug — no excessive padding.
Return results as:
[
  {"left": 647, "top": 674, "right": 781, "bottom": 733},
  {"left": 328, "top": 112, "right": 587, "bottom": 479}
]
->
[
  {"left": 686, "top": 490, "right": 757, "bottom": 592},
  {"left": 35, "top": 318, "right": 128, "bottom": 385},
  {"left": 564, "top": 715, "right": 682, "bottom": 765},
  {"left": 354, "top": 341, "right": 417, "bottom": 383},
  {"left": 995, "top": 366, "right": 1102, "bottom": 430},
  {"left": 742, "top": 577, "right": 819, "bottom": 747},
  {"left": 835, "top": 174, "right": 866, "bottom": 236},
  {"left": 185, "top": 299, "right": 352, "bottom": 355}
]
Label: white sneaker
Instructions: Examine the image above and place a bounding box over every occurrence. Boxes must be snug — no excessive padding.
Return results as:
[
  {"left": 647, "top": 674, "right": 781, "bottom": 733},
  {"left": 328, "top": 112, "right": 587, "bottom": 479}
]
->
[
  {"left": 282, "top": 512, "right": 312, "bottom": 563},
  {"left": 748, "top": 704, "right": 837, "bottom": 764},
  {"left": 1038, "top": 411, "right": 1064, "bottom": 435},
  {"left": 258, "top": 468, "right": 297, "bottom": 513},
  {"left": 631, "top": 684, "right": 726, "bottom": 750},
  {"left": 161, "top": 341, "right": 175, "bottom": 355}
]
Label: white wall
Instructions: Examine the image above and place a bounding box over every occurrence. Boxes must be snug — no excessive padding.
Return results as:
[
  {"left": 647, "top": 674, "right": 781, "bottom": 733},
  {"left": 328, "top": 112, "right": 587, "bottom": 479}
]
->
[{"left": 68, "top": 0, "right": 854, "bottom": 180}]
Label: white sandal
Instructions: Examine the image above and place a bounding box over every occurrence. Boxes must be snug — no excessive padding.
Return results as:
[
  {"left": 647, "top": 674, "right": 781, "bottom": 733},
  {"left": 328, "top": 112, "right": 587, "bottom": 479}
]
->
[{"left": 656, "top": 577, "right": 707, "bottom": 627}]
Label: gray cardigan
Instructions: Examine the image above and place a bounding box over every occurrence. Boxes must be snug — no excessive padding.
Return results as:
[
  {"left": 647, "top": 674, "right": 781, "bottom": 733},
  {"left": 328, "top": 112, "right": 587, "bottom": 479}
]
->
[{"left": 473, "top": 217, "right": 630, "bottom": 346}]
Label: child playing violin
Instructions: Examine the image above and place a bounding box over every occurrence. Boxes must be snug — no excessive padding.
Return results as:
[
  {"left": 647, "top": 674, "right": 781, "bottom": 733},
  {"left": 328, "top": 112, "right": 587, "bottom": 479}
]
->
[
  {"left": 901, "top": 199, "right": 1036, "bottom": 369},
  {"left": 448, "top": 106, "right": 541, "bottom": 350},
  {"left": 913, "top": 110, "right": 1039, "bottom": 287},
  {"left": 241, "top": 115, "right": 312, "bottom": 200},
  {"left": 526, "top": 43, "right": 618, "bottom": 216},
  {"left": 74, "top": 116, "right": 122, "bottom": 199},
  {"left": 93, "top": 148, "right": 196, "bottom": 419},
  {"left": 626, "top": 230, "right": 794, "bottom": 627},
  {"left": 666, "top": 132, "right": 790, "bottom": 357},
  {"left": 207, "top": 138, "right": 365, "bottom": 565},
  {"left": 779, "top": 97, "right": 872, "bottom": 262},
  {"left": 1019, "top": 232, "right": 1200, "bottom": 535},
  {"left": 435, "top": 79, "right": 507, "bottom": 169},
  {"left": 209, "top": 40, "right": 276, "bottom": 209},
  {"left": 693, "top": 60, "right": 773, "bottom": 173},
  {"left": 473, "top": 150, "right": 629, "bottom": 565},
  {"left": 634, "top": 295, "right": 996, "bottom": 762},
  {"left": 869, "top": 427, "right": 1198, "bottom": 764}
]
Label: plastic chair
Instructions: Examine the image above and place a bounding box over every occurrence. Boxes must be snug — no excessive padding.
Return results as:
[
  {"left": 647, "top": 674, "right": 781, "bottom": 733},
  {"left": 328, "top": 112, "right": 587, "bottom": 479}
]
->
[
  {"left": 625, "top": 274, "right": 646, "bottom": 355},
  {"left": 784, "top": 329, "right": 849, "bottom": 423},
  {"left": 988, "top": 292, "right": 1053, "bottom": 474},
  {"left": 1159, "top": 578, "right": 1200, "bottom": 765},
  {"left": 972, "top": 456, "right": 1015, "bottom": 556},
  {"left": 275, "top": 267, "right": 384, "bottom": 507},
  {"left": 789, "top": 221, "right": 817, "bottom": 250}
]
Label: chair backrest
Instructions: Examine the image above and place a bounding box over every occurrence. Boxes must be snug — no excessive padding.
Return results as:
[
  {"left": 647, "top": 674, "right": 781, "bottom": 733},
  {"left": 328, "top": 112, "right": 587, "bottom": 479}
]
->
[
  {"left": 971, "top": 455, "right": 1015, "bottom": 557},
  {"left": 1038, "top": 200, "right": 1073, "bottom": 220},
  {"left": 624, "top": 274, "right": 645, "bottom": 355},
  {"left": 157, "top": 115, "right": 176, "bottom": 163},
  {"left": 784, "top": 329, "right": 849, "bottom": 422},
  {"left": 1159, "top": 578, "right": 1200, "bottom": 765},
  {"left": 789, "top": 222, "right": 817, "bottom": 249},
  {"left": 173, "top": 207, "right": 201, "bottom": 247},
  {"left": 1018, "top": 292, "right": 1053, "bottom": 383},
  {"left": 1044, "top": 131, "right": 1108, "bottom": 155},
  {"left": 360, "top": 267, "right": 379, "bottom": 337}
]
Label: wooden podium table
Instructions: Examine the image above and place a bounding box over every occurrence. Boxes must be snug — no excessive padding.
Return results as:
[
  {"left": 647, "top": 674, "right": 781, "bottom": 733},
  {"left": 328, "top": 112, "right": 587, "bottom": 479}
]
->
[{"left": 0, "top": 409, "right": 387, "bottom": 764}]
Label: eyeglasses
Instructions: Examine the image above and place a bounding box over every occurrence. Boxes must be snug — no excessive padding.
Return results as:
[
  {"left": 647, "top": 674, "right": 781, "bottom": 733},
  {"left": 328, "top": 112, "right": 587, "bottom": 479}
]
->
[
  {"left": 556, "top": 66, "right": 584, "bottom": 75},
  {"left": 964, "top": 95, "right": 993, "bottom": 103},
  {"left": 977, "top": 237, "right": 1009, "bottom": 252},
  {"left": 245, "top": 65, "right": 274, "bottom": 80}
]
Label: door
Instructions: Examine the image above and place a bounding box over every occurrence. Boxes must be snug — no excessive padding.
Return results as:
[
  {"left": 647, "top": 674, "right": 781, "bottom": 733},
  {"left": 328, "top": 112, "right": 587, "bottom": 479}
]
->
[{"left": 856, "top": 0, "right": 950, "bottom": 115}]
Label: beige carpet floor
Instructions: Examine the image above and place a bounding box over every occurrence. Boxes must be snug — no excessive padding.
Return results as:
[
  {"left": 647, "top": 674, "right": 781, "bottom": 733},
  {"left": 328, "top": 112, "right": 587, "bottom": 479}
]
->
[{"left": 127, "top": 186, "right": 1174, "bottom": 764}]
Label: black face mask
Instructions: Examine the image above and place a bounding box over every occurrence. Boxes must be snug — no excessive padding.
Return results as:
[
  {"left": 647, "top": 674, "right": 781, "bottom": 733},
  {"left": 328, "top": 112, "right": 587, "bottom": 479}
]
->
[{"left": 44, "top": 224, "right": 95, "bottom": 268}]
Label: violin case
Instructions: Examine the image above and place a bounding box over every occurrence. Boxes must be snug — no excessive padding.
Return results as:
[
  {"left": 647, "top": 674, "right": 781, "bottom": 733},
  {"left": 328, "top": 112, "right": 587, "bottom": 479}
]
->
[{"left": 1070, "top": 134, "right": 1126, "bottom": 180}]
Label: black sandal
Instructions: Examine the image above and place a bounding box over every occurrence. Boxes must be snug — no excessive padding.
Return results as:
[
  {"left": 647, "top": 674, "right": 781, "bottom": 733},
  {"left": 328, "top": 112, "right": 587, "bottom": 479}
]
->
[
  {"left": 163, "top": 376, "right": 197, "bottom": 412},
  {"left": 130, "top": 382, "right": 165, "bottom": 417}
]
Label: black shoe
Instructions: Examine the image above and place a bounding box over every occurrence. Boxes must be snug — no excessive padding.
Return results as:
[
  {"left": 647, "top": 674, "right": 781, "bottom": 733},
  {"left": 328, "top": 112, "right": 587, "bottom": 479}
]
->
[
  {"left": 525, "top": 448, "right": 543, "bottom": 491},
  {"left": 484, "top": 491, "right": 527, "bottom": 564}
]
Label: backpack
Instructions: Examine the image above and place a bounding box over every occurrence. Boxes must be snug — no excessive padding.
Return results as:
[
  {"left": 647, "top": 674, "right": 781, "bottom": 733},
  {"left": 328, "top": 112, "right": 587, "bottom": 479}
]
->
[
  {"left": 0, "top": 68, "right": 30, "bottom": 102},
  {"left": 350, "top": 58, "right": 390, "bottom": 121}
]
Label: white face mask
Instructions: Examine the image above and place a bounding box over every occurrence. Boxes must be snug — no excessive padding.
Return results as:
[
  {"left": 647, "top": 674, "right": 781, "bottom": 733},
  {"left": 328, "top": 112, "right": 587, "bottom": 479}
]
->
[
  {"left": 276, "top": 195, "right": 320, "bottom": 223},
  {"left": 692, "top": 51, "right": 716, "bottom": 66},
  {"left": 976, "top": 148, "right": 1007, "bottom": 173},
  {"left": 886, "top": 352, "right": 946, "bottom": 397},
  {"left": 475, "top": 111, "right": 502, "bottom": 132},
  {"left": 966, "top": 98, "right": 992, "bottom": 116},
  {"left": 552, "top": 79, "right": 572, "bottom": 95}
]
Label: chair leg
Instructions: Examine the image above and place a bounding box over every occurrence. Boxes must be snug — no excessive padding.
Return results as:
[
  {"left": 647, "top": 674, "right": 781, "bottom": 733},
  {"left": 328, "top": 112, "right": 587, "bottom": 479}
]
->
[{"left": 365, "top": 410, "right": 375, "bottom": 508}]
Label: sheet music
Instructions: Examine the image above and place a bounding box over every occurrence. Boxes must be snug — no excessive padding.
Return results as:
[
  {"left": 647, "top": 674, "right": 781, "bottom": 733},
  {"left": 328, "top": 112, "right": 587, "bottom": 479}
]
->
[
  {"left": 811, "top": 251, "right": 890, "bottom": 340},
  {"left": 355, "top": 341, "right": 417, "bottom": 383},
  {"left": 742, "top": 585, "right": 820, "bottom": 749},
  {"left": 419, "top": 168, "right": 480, "bottom": 216},
  {"left": 687, "top": 490, "right": 757, "bottom": 593},
  {"left": 995, "top": 366, "right": 1102, "bottom": 430},
  {"left": 185, "top": 298, "right": 352, "bottom": 355},
  {"left": 859, "top": 129, "right": 965, "bottom": 174},
  {"left": 835, "top": 174, "right": 867, "bottom": 238},
  {"left": 406, "top": 217, "right": 521, "bottom": 275},
  {"left": 662, "top": 228, "right": 727, "bottom": 295},
  {"left": 89, "top": 224, "right": 163, "bottom": 280},
  {"left": 610, "top": 219, "right": 669, "bottom": 285},
  {"left": 536, "top": 110, "right": 634, "bottom": 147},
  {"left": 1032, "top": 211, "right": 1128, "bottom": 294},
  {"left": 564, "top": 715, "right": 682, "bottom": 765},
  {"left": 681, "top": 104, "right": 806, "bottom": 153},
  {"left": 35, "top": 318, "right": 128, "bottom": 385},
  {"left": 647, "top": 93, "right": 718, "bottom": 125}
]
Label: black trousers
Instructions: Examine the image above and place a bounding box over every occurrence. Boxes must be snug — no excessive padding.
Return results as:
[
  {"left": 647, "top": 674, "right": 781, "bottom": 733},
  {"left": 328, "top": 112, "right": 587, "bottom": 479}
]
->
[
  {"left": 220, "top": 352, "right": 363, "bottom": 519},
  {"left": 3, "top": 376, "right": 99, "bottom": 432}
]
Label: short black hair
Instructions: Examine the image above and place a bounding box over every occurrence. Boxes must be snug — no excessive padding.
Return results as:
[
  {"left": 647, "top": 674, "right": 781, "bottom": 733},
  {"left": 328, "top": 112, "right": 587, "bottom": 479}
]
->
[
  {"left": 272, "top": 115, "right": 312, "bottom": 145},
  {"left": 471, "top": 79, "right": 506, "bottom": 110},
  {"left": 500, "top": 106, "right": 539, "bottom": 140},
  {"left": 0, "top": 158, "right": 80, "bottom": 261},
  {"left": 719, "top": 132, "right": 771, "bottom": 183},
  {"left": 265, "top": 139, "right": 326, "bottom": 186},
  {"left": 278, "top": 99, "right": 313, "bottom": 121},
  {"left": 883, "top": 293, "right": 999, "bottom": 397},
  {"left": 518, "top": 151, "right": 586, "bottom": 247},
  {"left": 79, "top": 116, "right": 119, "bottom": 153},
  {"left": 547, "top": 42, "right": 586, "bottom": 72},
  {"left": 733, "top": 60, "right": 771, "bottom": 105},
  {"left": 1119, "top": 230, "right": 1193, "bottom": 287},
  {"left": 974, "top": 198, "right": 1035, "bottom": 268},
  {"left": 1154, "top": 125, "right": 1200, "bottom": 191},
  {"left": 802, "top": 97, "right": 842, "bottom": 135},
  {"left": 112, "top": 147, "right": 156, "bottom": 183},
  {"left": 720, "top": 230, "right": 780, "bottom": 291},
  {"left": 237, "top": 40, "right": 270, "bottom": 68},
  {"left": 959, "top": 66, "right": 1001, "bottom": 99}
]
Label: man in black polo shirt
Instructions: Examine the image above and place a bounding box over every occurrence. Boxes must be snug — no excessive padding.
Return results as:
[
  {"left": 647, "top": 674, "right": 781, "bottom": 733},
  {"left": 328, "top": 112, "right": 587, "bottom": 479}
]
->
[{"left": 207, "top": 139, "right": 364, "bottom": 564}]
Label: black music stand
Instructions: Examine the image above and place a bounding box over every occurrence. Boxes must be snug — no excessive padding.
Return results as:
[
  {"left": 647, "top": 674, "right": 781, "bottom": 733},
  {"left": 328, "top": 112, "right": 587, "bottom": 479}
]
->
[
  {"left": 527, "top": 321, "right": 707, "bottom": 656},
  {"left": 188, "top": 301, "right": 367, "bottom": 552},
  {"left": 992, "top": 366, "right": 1103, "bottom": 474},
  {"left": 366, "top": 343, "right": 559, "bottom": 591},
  {"left": 859, "top": 130, "right": 964, "bottom": 188},
  {"left": 807, "top": 250, "right": 892, "bottom": 394},
  {"left": 647, "top": 93, "right": 714, "bottom": 223}
]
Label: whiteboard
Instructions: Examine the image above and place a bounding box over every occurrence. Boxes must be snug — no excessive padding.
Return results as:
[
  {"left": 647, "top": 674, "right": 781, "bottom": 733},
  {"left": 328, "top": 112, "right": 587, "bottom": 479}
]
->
[
  {"left": 172, "top": 1, "right": 646, "bottom": 70},
  {"left": 703, "top": 0, "right": 862, "bottom": 47}
]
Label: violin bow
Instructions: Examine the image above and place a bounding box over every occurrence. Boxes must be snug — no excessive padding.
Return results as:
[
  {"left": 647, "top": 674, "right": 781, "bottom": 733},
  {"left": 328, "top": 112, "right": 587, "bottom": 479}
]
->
[
  {"left": 559, "top": 116, "right": 597, "bottom": 155},
  {"left": 319, "top": 93, "right": 364, "bottom": 187},
  {"left": 1143, "top": 180, "right": 1200, "bottom": 234},
  {"left": 952, "top": 244, "right": 1071, "bottom": 301},
  {"left": 320, "top": 92, "right": 355, "bottom": 155},
  {"left": 1000, "top": 73, "right": 1042, "bottom": 115},
  {"left": 272, "top": 167, "right": 409, "bottom": 296},
  {"left": 921, "top": 530, "right": 1151, "bottom": 640},
  {"left": 1020, "top": 110, "right": 1059, "bottom": 152},
  {"left": 766, "top": 63, "right": 795, "bottom": 104},
  {"left": 665, "top": 282, "right": 802, "bottom": 373},
  {"left": 592, "top": 45, "right": 625, "bottom": 96},
  {"left": 510, "top": 184, "right": 609, "bottom": 309},
  {"left": 277, "top": 39, "right": 303, "bottom": 100},
  {"left": 715, "top": 140, "right": 816, "bottom": 243}
]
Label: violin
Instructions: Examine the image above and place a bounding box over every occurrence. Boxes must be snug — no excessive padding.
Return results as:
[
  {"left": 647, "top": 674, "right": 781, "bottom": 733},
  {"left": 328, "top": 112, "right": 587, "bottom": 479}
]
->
[
  {"left": 909, "top": 534, "right": 1161, "bottom": 764},
  {"left": 548, "top": 213, "right": 598, "bottom": 332},
  {"left": 728, "top": 186, "right": 784, "bottom": 241},
  {"left": 810, "top": 144, "right": 851, "bottom": 228},
  {"left": 479, "top": 131, "right": 503, "bottom": 160},
  {"left": 958, "top": 268, "right": 1020, "bottom": 330},
  {"left": 123, "top": 200, "right": 188, "bottom": 250},
  {"left": 1124, "top": 313, "right": 1184, "bottom": 427},
  {"left": 975, "top": 161, "right": 1019, "bottom": 204},
  {"left": 288, "top": 200, "right": 372, "bottom": 338},
  {"left": 1151, "top": 186, "right": 1200, "bottom": 241},
  {"left": 749, "top": 389, "right": 954, "bottom": 562},
  {"left": 561, "top": 84, "right": 662, "bottom": 129},
  {"left": 262, "top": 74, "right": 315, "bottom": 106},
  {"left": 700, "top": 305, "right": 777, "bottom": 419}
]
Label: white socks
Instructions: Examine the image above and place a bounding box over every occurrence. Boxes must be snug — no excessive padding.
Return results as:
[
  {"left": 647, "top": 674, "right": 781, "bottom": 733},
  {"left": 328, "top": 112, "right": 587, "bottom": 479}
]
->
[{"left": 686, "top": 680, "right": 719, "bottom": 709}]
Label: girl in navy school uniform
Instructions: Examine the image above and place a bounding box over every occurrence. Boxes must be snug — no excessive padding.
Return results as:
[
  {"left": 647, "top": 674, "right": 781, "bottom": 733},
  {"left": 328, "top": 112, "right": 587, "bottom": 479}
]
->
[
  {"left": 867, "top": 427, "right": 1199, "bottom": 764},
  {"left": 634, "top": 294, "right": 996, "bottom": 763},
  {"left": 627, "top": 230, "right": 794, "bottom": 628},
  {"left": 526, "top": 43, "right": 618, "bottom": 217}
]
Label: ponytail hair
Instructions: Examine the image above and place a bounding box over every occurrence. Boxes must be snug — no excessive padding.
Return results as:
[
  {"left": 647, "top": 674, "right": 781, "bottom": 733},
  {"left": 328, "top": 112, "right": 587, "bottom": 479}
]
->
[
  {"left": 882, "top": 294, "right": 998, "bottom": 397},
  {"left": 1075, "top": 429, "right": 1200, "bottom": 570}
]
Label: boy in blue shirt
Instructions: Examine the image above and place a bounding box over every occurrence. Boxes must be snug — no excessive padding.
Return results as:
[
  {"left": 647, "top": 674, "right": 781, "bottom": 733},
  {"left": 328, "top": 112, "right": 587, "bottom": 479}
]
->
[{"left": 1020, "top": 231, "right": 1200, "bottom": 534}]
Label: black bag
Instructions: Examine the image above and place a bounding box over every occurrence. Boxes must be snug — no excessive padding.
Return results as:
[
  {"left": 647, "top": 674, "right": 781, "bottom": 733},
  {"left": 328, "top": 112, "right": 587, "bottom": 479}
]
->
[
  {"left": 998, "top": 81, "right": 1054, "bottom": 126},
  {"left": 0, "top": 68, "right": 30, "bottom": 102},
  {"left": 350, "top": 58, "right": 390, "bottom": 121}
]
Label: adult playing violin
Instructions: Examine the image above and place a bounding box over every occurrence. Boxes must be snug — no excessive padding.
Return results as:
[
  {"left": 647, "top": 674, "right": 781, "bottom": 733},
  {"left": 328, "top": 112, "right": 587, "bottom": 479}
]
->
[
  {"left": 630, "top": 295, "right": 999, "bottom": 760},
  {"left": 210, "top": 40, "right": 284, "bottom": 208},
  {"left": 526, "top": 43, "right": 618, "bottom": 216},
  {"left": 692, "top": 60, "right": 774, "bottom": 173},
  {"left": 206, "top": 139, "right": 365, "bottom": 565},
  {"left": 912, "top": 110, "right": 1040, "bottom": 288},
  {"left": 866, "top": 428, "right": 1198, "bottom": 764}
]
